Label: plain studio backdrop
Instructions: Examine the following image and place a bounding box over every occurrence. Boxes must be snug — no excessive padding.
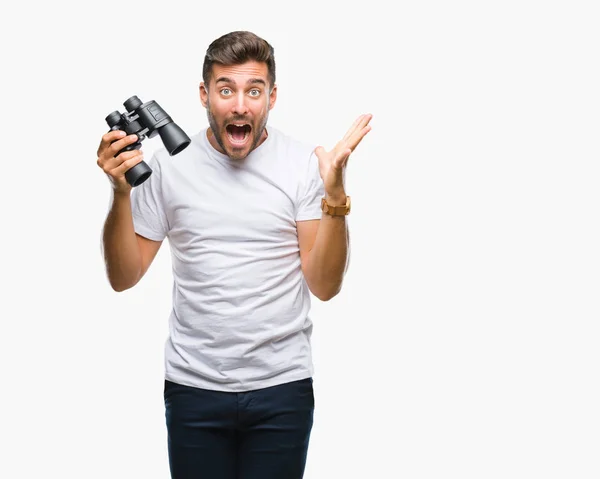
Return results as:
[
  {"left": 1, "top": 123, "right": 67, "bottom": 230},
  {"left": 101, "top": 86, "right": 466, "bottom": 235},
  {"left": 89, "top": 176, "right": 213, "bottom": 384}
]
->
[{"left": 1, "top": 1, "right": 598, "bottom": 478}]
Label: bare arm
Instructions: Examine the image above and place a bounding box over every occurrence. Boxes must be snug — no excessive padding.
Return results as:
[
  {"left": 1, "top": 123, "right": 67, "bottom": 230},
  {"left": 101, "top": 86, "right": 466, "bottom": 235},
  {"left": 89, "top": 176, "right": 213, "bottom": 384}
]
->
[
  {"left": 298, "top": 208, "right": 349, "bottom": 301},
  {"left": 102, "top": 192, "right": 162, "bottom": 292},
  {"left": 97, "top": 130, "right": 162, "bottom": 292},
  {"left": 298, "top": 114, "right": 372, "bottom": 301}
]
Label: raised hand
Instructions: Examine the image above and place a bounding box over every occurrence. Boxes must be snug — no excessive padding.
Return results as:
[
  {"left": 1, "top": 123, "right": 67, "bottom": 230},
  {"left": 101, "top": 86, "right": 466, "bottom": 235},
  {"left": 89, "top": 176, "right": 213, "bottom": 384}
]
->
[
  {"left": 314, "top": 114, "right": 372, "bottom": 201},
  {"left": 96, "top": 131, "right": 144, "bottom": 195}
]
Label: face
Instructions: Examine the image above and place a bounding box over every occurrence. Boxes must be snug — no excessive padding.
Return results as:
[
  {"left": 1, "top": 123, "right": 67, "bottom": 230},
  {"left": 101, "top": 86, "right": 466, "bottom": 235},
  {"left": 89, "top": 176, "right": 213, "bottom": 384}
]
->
[{"left": 200, "top": 61, "right": 277, "bottom": 161}]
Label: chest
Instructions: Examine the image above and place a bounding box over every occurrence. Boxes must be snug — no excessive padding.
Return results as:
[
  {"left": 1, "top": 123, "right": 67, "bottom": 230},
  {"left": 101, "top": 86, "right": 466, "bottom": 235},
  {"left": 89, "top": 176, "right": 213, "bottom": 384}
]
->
[{"left": 164, "top": 164, "right": 299, "bottom": 244}]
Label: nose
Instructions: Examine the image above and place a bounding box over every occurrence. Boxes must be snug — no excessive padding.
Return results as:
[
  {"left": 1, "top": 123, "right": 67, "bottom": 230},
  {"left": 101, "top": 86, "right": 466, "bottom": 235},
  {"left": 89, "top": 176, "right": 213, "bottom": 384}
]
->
[{"left": 231, "top": 92, "right": 249, "bottom": 115}]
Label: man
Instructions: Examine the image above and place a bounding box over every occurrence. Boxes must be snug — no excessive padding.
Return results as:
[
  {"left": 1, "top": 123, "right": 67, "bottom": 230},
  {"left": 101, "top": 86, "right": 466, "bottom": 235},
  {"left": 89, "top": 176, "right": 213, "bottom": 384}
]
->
[{"left": 97, "top": 30, "right": 371, "bottom": 479}]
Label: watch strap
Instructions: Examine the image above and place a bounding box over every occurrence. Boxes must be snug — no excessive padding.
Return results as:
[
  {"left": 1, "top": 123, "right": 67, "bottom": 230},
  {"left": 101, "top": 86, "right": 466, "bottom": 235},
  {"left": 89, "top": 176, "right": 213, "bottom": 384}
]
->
[{"left": 321, "top": 195, "right": 351, "bottom": 216}]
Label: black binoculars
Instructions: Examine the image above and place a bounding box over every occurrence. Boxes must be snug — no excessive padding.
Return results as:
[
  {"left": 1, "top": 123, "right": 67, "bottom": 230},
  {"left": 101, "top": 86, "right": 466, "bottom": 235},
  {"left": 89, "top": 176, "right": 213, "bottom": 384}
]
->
[{"left": 105, "top": 95, "right": 191, "bottom": 187}]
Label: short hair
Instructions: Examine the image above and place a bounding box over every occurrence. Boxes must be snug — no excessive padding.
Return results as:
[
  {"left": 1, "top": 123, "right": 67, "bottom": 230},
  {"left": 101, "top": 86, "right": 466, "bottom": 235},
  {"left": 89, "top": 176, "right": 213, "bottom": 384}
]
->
[{"left": 202, "top": 31, "right": 276, "bottom": 89}]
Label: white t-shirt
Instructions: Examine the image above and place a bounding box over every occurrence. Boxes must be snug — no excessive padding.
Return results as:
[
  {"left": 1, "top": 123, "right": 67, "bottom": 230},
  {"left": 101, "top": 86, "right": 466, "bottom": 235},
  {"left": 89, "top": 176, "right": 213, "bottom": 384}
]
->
[{"left": 130, "top": 126, "right": 325, "bottom": 392}]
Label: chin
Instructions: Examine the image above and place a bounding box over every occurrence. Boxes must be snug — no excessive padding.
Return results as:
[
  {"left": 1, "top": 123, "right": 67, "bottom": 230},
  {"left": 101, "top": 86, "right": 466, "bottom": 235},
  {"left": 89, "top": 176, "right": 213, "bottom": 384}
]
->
[
  {"left": 226, "top": 149, "right": 251, "bottom": 161},
  {"left": 227, "top": 133, "right": 261, "bottom": 159}
]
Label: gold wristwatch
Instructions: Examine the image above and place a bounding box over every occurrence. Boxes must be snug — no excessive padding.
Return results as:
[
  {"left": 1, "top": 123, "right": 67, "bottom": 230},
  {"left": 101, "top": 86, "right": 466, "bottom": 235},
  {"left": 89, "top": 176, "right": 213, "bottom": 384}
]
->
[{"left": 321, "top": 196, "right": 351, "bottom": 216}]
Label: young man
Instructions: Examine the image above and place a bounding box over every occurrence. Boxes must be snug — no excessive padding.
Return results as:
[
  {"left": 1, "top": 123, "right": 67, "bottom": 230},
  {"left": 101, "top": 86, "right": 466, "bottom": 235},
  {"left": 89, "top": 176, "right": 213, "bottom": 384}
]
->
[{"left": 97, "top": 30, "right": 371, "bottom": 479}]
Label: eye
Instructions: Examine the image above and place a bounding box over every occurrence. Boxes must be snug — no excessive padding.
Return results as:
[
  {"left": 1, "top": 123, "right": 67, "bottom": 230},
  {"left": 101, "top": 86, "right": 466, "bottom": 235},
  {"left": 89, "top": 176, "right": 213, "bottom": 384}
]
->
[
  {"left": 249, "top": 89, "right": 261, "bottom": 97},
  {"left": 220, "top": 88, "right": 232, "bottom": 96}
]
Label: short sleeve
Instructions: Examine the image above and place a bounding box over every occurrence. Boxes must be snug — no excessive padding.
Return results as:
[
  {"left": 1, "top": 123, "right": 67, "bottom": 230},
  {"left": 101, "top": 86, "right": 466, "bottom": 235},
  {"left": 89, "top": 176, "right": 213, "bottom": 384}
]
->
[
  {"left": 130, "top": 154, "right": 169, "bottom": 241},
  {"left": 296, "top": 151, "right": 325, "bottom": 221}
]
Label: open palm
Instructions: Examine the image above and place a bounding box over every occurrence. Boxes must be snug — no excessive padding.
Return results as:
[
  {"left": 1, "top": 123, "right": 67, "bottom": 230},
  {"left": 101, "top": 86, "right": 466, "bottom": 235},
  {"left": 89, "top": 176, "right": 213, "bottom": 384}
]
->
[{"left": 314, "top": 114, "right": 372, "bottom": 196}]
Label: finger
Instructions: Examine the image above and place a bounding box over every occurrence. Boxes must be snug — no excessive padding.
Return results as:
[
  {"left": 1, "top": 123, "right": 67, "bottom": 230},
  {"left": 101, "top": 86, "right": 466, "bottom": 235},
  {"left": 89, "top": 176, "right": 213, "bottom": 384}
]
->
[
  {"left": 107, "top": 134, "right": 140, "bottom": 158},
  {"left": 99, "top": 149, "right": 142, "bottom": 172},
  {"left": 343, "top": 113, "right": 372, "bottom": 141},
  {"left": 110, "top": 153, "right": 145, "bottom": 178},
  {"left": 349, "top": 114, "right": 372, "bottom": 140},
  {"left": 359, "top": 113, "right": 373, "bottom": 130},
  {"left": 342, "top": 114, "right": 366, "bottom": 142},
  {"left": 97, "top": 130, "right": 127, "bottom": 156},
  {"left": 346, "top": 123, "right": 372, "bottom": 151},
  {"left": 314, "top": 145, "right": 326, "bottom": 160}
]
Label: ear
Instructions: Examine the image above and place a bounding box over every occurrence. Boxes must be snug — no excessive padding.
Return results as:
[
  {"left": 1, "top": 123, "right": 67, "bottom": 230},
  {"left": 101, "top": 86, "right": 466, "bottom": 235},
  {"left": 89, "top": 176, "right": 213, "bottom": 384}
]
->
[
  {"left": 268, "top": 84, "right": 277, "bottom": 111},
  {"left": 199, "top": 82, "right": 208, "bottom": 108}
]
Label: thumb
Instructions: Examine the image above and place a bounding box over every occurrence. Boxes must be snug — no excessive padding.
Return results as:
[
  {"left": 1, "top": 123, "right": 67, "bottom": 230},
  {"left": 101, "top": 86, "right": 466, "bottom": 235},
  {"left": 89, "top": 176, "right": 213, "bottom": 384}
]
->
[
  {"left": 314, "top": 146, "right": 325, "bottom": 159},
  {"left": 334, "top": 148, "right": 352, "bottom": 169}
]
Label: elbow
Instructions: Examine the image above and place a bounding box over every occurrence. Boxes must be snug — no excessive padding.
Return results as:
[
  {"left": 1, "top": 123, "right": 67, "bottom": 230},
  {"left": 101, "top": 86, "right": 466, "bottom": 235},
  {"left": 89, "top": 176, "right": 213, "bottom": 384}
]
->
[
  {"left": 105, "top": 262, "right": 142, "bottom": 293},
  {"left": 107, "top": 272, "right": 139, "bottom": 293},
  {"left": 315, "top": 292, "right": 336, "bottom": 302},
  {"left": 304, "top": 264, "right": 345, "bottom": 301},
  {"left": 109, "top": 280, "right": 134, "bottom": 293},
  {"left": 312, "top": 283, "right": 342, "bottom": 302}
]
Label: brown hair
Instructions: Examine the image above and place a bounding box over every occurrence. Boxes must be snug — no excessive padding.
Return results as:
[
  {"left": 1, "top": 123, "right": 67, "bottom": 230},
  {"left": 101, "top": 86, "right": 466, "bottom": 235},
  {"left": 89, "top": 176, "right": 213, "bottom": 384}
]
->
[{"left": 202, "top": 31, "right": 276, "bottom": 89}]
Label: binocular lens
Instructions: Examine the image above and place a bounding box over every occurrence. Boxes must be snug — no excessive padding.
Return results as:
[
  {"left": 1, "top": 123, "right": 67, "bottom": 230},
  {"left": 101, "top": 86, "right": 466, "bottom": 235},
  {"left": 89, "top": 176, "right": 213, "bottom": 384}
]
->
[
  {"left": 159, "top": 122, "right": 192, "bottom": 156},
  {"left": 124, "top": 95, "right": 143, "bottom": 112},
  {"left": 105, "top": 111, "right": 122, "bottom": 128}
]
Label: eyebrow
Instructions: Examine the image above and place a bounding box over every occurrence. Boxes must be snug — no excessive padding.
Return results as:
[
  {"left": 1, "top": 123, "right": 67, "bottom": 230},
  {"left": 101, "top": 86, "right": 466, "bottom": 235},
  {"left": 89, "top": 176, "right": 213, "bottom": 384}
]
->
[{"left": 215, "top": 77, "right": 267, "bottom": 87}]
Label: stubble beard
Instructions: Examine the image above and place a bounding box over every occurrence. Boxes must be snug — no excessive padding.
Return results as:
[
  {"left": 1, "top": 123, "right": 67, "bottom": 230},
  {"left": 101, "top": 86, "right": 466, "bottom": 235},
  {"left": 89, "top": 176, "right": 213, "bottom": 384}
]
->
[{"left": 206, "top": 100, "right": 269, "bottom": 161}]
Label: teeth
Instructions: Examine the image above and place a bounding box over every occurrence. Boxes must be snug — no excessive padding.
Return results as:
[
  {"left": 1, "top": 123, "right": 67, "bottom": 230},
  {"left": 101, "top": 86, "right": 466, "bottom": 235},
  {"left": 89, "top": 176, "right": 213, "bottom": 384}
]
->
[{"left": 227, "top": 126, "right": 250, "bottom": 143}]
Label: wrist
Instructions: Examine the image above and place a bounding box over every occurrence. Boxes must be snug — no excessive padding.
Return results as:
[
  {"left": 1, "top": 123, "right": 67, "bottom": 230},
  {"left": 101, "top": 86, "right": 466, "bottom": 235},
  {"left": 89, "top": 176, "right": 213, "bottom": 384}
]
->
[
  {"left": 112, "top": 188, "right": 132, "bottom": 202},
  {"left": 324, "top": 191, "right": 347, "bottom": 205},
  {"left": 321, "top": 195, "right": 351, "bottom": 216}
]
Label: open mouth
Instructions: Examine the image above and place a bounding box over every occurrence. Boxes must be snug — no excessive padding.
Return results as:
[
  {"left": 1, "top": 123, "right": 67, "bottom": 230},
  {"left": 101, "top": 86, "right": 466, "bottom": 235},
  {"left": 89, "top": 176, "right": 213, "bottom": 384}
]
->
[{"left": 226, "top": 123, "right": 252, "bottom": 144}]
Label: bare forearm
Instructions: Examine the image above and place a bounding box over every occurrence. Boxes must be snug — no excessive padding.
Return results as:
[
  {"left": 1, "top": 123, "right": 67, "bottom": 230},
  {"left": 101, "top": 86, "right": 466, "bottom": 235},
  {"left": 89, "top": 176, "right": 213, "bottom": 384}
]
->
[
  {"left": 305, "top": 213, "right": 349, "bottom": 301},
  {"left": 303, "top": 112, "right": 371, "bottom": 300},
  {"left": 102, "top": 192, "right": 142, "bottom": 291}
]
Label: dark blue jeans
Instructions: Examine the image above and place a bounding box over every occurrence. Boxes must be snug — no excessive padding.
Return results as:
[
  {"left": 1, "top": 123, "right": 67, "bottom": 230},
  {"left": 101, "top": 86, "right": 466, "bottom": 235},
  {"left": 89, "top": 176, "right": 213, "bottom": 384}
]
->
[{"left": 164, "top": 377, "right": 315, "bottom": 479}]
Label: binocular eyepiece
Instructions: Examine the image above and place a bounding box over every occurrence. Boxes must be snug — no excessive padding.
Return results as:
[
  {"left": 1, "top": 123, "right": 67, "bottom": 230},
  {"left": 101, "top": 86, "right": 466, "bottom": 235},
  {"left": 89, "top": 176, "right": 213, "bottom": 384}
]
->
[{"left": 105, "top": 95, "right": 191, "bottom": 187}]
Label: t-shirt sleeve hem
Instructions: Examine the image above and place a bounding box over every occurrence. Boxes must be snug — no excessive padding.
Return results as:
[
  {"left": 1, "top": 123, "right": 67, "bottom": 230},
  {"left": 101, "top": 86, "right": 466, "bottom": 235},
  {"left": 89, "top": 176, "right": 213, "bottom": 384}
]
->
[
  {"left": 133, "top": 223, "right": 166, "bottom": 242},
  {"left": 295, "top": 212, "right": 322, "bottom": 222}
]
